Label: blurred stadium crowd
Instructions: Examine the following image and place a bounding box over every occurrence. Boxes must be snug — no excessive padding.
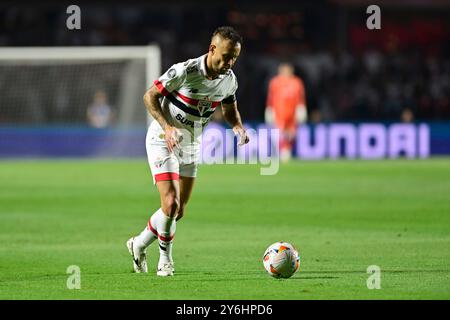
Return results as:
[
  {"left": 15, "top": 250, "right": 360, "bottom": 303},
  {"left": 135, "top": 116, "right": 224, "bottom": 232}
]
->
[{"left": 0, "top": 0, "right": 448, "bottom": 123}]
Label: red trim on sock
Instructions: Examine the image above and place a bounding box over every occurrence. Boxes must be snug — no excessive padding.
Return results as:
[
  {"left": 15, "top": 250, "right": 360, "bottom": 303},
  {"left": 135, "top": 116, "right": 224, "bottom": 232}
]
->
[
  {"left": 147, "top": 219, "right": 174, "bottom": 241},
  {"left": 158, "top": 233, "right": 174, "bottom": 242},
  {"left": 147, "top": 220, "right": 158, "bottom": 236}
]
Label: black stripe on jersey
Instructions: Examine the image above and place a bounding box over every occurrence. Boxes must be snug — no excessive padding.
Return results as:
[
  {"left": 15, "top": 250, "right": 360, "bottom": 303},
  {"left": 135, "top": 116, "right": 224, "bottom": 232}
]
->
[{"left": 165, "top": 93, "right": 215, "bottom": 118}]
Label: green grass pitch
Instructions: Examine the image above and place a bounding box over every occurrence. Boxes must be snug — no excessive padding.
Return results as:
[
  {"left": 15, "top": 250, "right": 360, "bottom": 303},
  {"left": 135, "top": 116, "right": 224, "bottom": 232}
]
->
[{"left": 0, "top": 159, "right": 449, "bottom": 299}]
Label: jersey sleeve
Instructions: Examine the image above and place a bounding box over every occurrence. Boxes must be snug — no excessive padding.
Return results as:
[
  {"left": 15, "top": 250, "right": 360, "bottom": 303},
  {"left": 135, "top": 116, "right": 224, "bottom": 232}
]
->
[
  {"left": 222, "top": 73, "right": 239, "bottom": 104},
  {"left": 153, "top": 62, "right": 187, "bottom": 95}
]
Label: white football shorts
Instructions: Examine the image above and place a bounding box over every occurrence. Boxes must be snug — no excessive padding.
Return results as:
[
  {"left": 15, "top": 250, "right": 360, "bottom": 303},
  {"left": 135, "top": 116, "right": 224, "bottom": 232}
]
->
[{"left": 146, "top": 128, "right": 199, "bottom": 184}]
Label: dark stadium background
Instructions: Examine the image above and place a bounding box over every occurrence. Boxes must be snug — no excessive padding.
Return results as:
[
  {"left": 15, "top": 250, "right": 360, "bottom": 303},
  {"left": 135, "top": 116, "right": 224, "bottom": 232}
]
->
[
  {"left": 0, "top": 0, "right": 449, "bottom": 157},
  {"left": 2, "top": 0, "right": 449, "bottom": 120}
]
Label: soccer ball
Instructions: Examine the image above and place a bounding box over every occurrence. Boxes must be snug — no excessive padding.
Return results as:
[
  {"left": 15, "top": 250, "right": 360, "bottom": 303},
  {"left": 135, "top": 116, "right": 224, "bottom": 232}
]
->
[{"left": 263, "top": 241, "right": 300, "bottom": 279}]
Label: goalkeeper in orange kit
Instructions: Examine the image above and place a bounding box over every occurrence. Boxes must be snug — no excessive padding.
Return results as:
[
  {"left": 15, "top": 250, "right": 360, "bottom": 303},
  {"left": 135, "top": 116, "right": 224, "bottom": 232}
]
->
[{"left": 265, "top": 62, "right": 307, "bottom": 162}]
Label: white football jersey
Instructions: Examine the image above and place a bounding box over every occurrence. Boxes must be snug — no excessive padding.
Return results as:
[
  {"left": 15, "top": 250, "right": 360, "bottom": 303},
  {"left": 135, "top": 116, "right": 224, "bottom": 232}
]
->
[{"left": 150, "top": 54, "right": 238, "bottom": 145}]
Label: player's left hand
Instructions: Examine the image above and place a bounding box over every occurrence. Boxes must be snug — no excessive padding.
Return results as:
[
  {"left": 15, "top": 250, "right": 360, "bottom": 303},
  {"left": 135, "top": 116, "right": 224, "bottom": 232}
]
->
[{"left": 233, "top": 126, "right": 250, "bottom": 146}]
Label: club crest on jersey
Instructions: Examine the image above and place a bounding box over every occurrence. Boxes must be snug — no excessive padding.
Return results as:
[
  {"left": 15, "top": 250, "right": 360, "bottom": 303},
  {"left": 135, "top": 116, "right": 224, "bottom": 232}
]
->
[{"left": 197, "top": 98, "right": 212, "bottom": 115}]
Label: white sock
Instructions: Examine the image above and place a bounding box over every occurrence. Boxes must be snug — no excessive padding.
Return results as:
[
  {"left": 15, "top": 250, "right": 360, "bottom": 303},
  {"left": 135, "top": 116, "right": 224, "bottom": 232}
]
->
[{"left": 152, "top": 208, "right": 176, "bottom": 265}]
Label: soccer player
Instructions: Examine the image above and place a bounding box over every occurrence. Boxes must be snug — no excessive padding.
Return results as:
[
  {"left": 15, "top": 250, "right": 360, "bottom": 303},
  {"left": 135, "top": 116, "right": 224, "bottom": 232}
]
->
[
  {"left": 127, "top": 26, "right": 249, "bottom": 276},
  {"left": 265, "top": 62, "right": 307, "bottom": 162}
]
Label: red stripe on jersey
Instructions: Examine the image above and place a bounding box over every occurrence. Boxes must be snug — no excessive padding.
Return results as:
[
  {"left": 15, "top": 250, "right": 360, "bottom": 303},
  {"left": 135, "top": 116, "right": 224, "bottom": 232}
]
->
[
  {"left": 154, "top": 80, "right": 170, "bottom": 96},
  {"left": 211, "top": 101, "right": 221, "bottom": 109},
  {"left": 176, "top": 91, "right": 222, "bottom": 109},
  {"left": 147, "top": 220, "right": 174, "bottom": 241},
  {"left": 176, "top": 91, "right": 199, "bottom": 107},
  {"left": 155, "top": 172, "right": 180, "bottom": 182}
]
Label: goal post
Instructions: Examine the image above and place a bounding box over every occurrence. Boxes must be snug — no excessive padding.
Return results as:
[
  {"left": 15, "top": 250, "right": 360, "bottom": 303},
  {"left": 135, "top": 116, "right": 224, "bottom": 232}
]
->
[
  {"left": 0, "top": 45, "right": 161, "bottom": 157},
  {"left": 0, "top": 45, "right": 160, "bottom": 126}
]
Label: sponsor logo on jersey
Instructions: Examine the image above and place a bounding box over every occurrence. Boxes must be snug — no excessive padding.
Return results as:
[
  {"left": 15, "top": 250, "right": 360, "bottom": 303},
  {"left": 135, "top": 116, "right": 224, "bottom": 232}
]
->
[
  {"left": 175, "top": 113, "right": 198, "bottom": 128},
  {"left": 175, "top": 113, "right": 206, "bottom": 128}
]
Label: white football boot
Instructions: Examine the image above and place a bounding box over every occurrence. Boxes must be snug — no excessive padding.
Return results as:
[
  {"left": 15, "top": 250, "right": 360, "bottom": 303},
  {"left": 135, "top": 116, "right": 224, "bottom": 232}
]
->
[
  {"left": 157, "top": 261, "right": 175, "bottom": 277},
  {"left": 126, "top": 237, "right": 148, "bottom": 273}
]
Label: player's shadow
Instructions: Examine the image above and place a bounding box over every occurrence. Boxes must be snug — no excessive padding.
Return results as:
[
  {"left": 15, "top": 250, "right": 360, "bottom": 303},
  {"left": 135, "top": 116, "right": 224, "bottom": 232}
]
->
[
  {"left": 174, "top": 271, "right": 339, "bottom": 280},
  {"left": 289, "top": 276, "right": 338, "bottom": 280},
  {"left": 165, "top": 268, "right": 450, "bottom": 280}
]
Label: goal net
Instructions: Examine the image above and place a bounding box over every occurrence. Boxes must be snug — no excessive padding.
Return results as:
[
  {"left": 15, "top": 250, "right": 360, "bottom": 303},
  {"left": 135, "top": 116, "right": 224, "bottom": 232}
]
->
[{"left": 0, "top": 46, "right": 160, "bottom": 157}]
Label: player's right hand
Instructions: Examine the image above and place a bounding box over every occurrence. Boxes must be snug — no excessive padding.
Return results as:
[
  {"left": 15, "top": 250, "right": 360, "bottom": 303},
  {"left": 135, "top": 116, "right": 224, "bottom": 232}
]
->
[{"left": 164, "top": 126, "right": 182, "bottom": 153}]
